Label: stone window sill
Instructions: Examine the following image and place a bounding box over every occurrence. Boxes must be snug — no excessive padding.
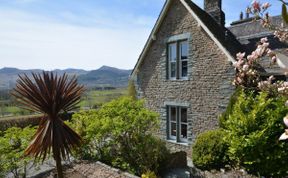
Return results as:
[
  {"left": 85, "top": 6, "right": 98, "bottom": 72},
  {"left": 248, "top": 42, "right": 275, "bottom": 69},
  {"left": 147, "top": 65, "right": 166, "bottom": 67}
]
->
[
  {"left": 166, "top": 78, "right": 189, "bottom": 82},
  {"left": 166, "top": 139, "right": 189, "bottom": 146}
]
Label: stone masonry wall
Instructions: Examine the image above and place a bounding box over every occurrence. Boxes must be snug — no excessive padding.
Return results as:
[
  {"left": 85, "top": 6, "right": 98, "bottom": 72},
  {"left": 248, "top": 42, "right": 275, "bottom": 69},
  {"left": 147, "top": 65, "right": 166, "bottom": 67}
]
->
[{"left": 135, "top": 0, "right": 235, "bottom": 155}]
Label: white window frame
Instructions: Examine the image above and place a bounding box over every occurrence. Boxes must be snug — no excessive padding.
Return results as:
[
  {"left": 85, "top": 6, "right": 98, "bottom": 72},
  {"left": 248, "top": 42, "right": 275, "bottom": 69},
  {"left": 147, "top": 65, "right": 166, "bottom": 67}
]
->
[
  {"left": 167, "top": 106, "right": 188, "bottom": 143},
  {"left": 179, "top": 41, "right": 188, "bottom": 79},
  {"left": 167, "top": 40, "right": 189, "bottom": 80},
  {"left": 179, "top": 107, "right": 188, "bottom": 142},
  {"left": 168, "top": 43, "right": 177, "bottom": 80},
  {"left": 168, "top": 106, "right": 177, "bottom": 140}
]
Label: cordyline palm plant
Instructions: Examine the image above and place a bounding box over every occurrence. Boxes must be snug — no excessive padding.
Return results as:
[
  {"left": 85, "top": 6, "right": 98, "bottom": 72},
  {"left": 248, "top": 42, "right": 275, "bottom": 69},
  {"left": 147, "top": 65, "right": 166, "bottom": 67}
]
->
[{"left": 11, "top": 72, "right": 85, "bottom": 178}]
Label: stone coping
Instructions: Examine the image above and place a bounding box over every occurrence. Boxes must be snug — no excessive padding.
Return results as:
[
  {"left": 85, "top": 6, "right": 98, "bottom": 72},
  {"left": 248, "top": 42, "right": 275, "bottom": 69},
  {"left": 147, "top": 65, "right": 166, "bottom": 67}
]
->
[{"left": 33, "top": 161, "right": 139, "bottom": 178}]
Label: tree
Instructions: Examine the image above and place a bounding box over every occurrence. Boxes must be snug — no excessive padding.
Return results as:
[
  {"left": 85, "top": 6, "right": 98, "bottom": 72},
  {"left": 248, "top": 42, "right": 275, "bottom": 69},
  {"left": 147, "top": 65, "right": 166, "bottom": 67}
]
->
[
  {"left": 234, "top": 0, "right": 288, "bottom": 140},
  {"left": 127, "top": 80, "right": 137, "bottom": 100},
  {"left": 11, "top": 72, "right": 85, "bottom": 178}
]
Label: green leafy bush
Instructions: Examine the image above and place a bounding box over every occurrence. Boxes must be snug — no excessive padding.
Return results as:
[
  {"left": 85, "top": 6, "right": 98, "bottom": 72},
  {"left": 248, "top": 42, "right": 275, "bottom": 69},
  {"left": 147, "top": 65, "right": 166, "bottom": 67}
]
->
[
  {"left": 221, "top": 90, "right": 288, "bottom": 176},
  {"left": 192, "top": 129, "right": 229, "bottom": 170},
  {"left": 69, "top": 97, "right": 169, "bottom": 175},
  {"left": 0, "top": 126, "right": 36, "bottom": 177},
  {"left": 219, "top": 88, "right": 242, "bottom": 128}
]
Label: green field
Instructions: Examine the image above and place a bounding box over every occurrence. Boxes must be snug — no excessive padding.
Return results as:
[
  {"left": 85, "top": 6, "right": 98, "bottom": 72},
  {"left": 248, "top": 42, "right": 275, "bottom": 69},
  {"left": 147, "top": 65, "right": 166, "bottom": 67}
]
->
[
  {"left": 0, "top": 88, "right": 128, "bottom": 118},
  {"left": 79, "top": 88, "right": 127, "bottom": 109},
  {"left": 0, "top": 105, "right": 34, "bottom": 117}
]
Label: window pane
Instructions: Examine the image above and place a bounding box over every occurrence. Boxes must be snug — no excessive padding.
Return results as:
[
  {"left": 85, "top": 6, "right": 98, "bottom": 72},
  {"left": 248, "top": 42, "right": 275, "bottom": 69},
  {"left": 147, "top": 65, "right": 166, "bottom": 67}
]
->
[
  {"left": 181, "top": 124, "right": 187, "bottom": 139},
  {"left": 171, "top": 123, "right": 177, "bottom": 137},
  {"left": 181, "top": 61, "right": 188, "bottom": 77},
  {"left": 180, "top": 41, "right": 188, "bottom": 60},
  {"left": 181, "top": 108, "right": 187, "bottom": 123},
  {"left": 170, "top": 62, "right": 176, "bottom": 78},
  {"left": 169, "top": 43, "right": 177, "bottom": 62},
  {"left": 170, "top": 107, "right": 176, "bottom": 121}
]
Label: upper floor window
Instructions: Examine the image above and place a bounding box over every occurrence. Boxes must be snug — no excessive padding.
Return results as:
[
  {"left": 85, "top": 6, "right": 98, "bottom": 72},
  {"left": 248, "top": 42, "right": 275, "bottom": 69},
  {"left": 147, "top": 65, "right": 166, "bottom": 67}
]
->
[
  {"left": 168, "top": 40, "right": 188, "bottom": 80},
  {"left": 168, "top": 43, "right": 177, "bottom": 79}
]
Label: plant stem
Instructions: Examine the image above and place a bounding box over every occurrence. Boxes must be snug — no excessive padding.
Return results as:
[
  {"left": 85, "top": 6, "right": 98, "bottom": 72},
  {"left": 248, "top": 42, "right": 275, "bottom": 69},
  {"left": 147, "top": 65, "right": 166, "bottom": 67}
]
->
[{"left": 54, "top": 148, "right": 64, "bottom": 178}]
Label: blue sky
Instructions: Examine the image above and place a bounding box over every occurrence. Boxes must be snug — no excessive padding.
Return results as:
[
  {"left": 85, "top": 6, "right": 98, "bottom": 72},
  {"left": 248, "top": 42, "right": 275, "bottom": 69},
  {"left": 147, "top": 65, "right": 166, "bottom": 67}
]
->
[{"left": 0, "top": 0, "right": 282, "bottom": 70}]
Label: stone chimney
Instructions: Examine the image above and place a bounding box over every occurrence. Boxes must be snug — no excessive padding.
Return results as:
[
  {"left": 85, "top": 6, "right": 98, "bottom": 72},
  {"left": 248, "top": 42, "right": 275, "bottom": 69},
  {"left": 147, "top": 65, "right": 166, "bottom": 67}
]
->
[{"left": 204, "top": 0, "right": 225, "bottom": 27}]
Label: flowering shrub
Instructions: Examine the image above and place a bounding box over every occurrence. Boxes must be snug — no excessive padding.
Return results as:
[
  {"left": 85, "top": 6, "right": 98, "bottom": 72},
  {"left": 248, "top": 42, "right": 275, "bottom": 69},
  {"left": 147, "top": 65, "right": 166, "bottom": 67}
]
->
[
  {"left": 233, "top": 0, "right": 288, "bottom": 141},
  {"left": 279, "top": 116, "right": 288, "bottom": 140},
  {"left": 194, "top": 1, "right": 288, "bottom": 174},
  {"left": 232, "top": 37, "right": 276, "bottom": 89},
  {"left": 221, "top": 90, "right": 288, "bottom": 176}
]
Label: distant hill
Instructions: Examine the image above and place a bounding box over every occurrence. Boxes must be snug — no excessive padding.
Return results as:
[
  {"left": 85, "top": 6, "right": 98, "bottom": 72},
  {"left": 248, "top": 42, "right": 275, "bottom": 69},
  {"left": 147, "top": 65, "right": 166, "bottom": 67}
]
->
[
  {"left": 0, "top": 66, "right": 131, "bottom": 90},
  {"left": 78, "top": 66, "right": 132, "bottom": 88}
]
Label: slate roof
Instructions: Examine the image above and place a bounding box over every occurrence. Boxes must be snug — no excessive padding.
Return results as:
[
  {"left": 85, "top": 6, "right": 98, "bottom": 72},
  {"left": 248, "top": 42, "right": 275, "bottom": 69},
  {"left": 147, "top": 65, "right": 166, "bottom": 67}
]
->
[
  {"left": 184, "top": 0, "right": 243, "bottom": 57},
  {"left": 228, "top": 16, "right": 288, "bottom": 74},
  {"left": 132, "top": 0, "right": 287, "bottom": 77},
  {"left": 229, "top": 16, "right": 282, "bottom": 40},
  {"left": 187, "top": 1, "right": 288, "bottom": 75}
]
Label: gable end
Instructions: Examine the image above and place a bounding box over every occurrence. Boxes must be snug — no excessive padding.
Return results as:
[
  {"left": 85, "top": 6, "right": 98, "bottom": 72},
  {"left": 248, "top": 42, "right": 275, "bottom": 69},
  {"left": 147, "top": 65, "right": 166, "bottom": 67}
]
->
[{"left": 131, "top": 0, "right": 237, "bottom": 78}]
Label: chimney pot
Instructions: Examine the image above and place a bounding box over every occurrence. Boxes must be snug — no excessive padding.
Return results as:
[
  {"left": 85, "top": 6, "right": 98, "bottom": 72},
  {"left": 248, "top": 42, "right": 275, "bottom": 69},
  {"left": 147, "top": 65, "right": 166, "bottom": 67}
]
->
[
  {"left": 240, "top": 12, "right": 243, "bottom": 20},
  {"left": 246, "top": 7, "right": 251, "bottom": 18}
]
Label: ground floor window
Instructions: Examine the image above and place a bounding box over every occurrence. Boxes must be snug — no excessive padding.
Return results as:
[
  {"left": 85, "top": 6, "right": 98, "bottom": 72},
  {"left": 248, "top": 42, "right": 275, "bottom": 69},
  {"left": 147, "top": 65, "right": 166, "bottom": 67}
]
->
[{"left": 167, "top": 106, "right": 188, "bottom": 143}]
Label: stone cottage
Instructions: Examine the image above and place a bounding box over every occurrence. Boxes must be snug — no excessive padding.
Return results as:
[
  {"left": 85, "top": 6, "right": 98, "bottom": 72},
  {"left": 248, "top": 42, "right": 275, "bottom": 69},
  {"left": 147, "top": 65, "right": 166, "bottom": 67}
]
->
[{"left": 131, "top": 0, "right": 288, "bottom": 154}]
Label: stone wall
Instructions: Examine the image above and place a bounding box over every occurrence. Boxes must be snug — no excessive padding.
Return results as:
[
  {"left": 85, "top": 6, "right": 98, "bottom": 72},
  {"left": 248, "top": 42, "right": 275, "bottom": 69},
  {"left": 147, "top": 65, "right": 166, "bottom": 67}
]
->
[
  {"left": 38, "top": 161, "right": 139, "bottom": 178},
  {"left": 135, "top": 0, "right": 235, "bottom": 155}
]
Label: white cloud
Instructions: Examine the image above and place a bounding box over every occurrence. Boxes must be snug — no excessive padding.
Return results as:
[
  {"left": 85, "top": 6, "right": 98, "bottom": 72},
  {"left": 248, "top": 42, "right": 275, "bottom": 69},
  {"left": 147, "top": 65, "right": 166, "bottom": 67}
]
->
[{"left": 0, "top": 9, "right": 153, "bottom": 70}]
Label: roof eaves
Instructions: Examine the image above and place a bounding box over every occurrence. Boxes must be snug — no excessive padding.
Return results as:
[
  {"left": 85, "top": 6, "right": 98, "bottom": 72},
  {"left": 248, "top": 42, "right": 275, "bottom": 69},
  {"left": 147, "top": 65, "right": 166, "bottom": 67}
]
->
[{"left": 236, "top": 32, "right": 274, "bottom": 41}]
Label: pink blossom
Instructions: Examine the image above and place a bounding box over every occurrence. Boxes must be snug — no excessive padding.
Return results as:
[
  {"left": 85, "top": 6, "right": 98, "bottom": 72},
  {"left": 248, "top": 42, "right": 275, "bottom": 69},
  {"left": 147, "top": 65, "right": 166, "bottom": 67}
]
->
[
  {"left": 258, "top": 81, "right": 267, "bottom": 88},
  {"left": 242, "top": 64, "right": 249, "bottom": 71},
  {"left": 267, "top": 49, "right": 274, "bottom": 56},
  {"left": 279, "top": 130, "right": 288, "bottom": 141},
  {"left": 252, "top": 0, "right": 261, "bottom": 12},
  {"left": 236, "top": 52, "right": 245, "bottom": 60},
  {"left": 271, "top": 56, "right": 277, "bottom": 63},
  {"left": 285, "top": 100, "right": 288, "bottom": 107},
  {"left": 284, "top": 116, "right": 288, "bottom": 127},
  {"left": 258, "top": 82, "right": 263, "bottom": 88},
  {"left": 236, "top": 77, "right": 243, "bottom": 84},
  {"left": 262, "top": 2, "right": 271, "bottom": 10},
  {"left": 233, "top": 59, "right": 245, "bottom": 69},
  {"left": 268, "top": 75, "right": 275, "bottom": 81},
  {"left": 255, "top": 47, "right": 264, "bottom": 57},
  {"left": 262, "top": 42, "right": 269, "bottom": 48},
  {"left": 240, "top": 72, "right": 245, "bottom": 78},
  {"left": 248, "top": 51, "right": 260, "bottom": 61},
  {"left": 261, "top": 37, "right": 268, "bottom": 43},
  {"left": 284, "top": 82, "right": 288, "bottom": 87},
  {"left": 247, "top": 55, "right": 254, "bottom": 61},
  {"left": 278, "top": 87, "right": 286, "bottom": 92}
]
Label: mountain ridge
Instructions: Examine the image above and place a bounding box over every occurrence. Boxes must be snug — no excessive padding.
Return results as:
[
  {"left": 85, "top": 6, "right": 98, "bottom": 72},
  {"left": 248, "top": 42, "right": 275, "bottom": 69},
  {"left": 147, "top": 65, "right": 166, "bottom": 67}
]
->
[{"left": 0, "top": 66, "right": 132, "bottom": 90}]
